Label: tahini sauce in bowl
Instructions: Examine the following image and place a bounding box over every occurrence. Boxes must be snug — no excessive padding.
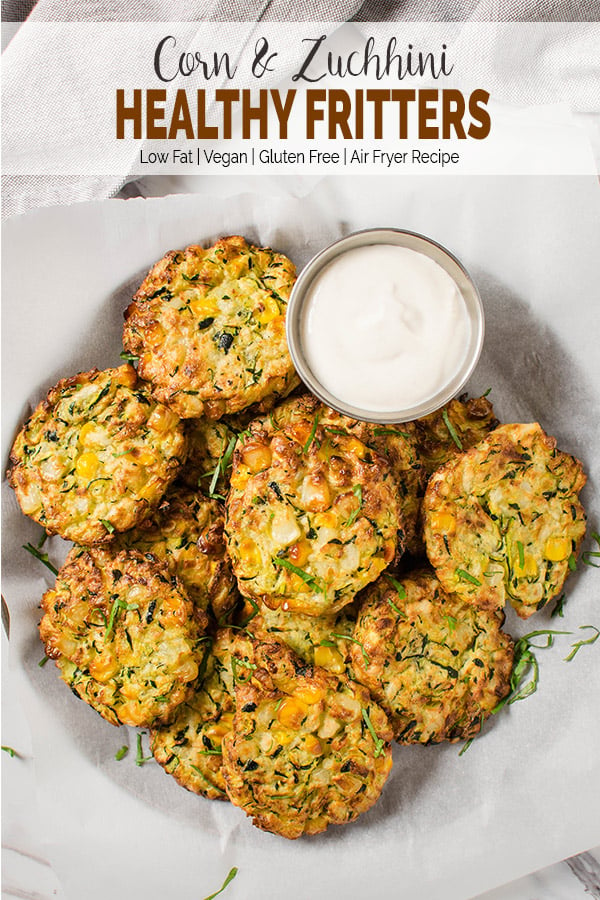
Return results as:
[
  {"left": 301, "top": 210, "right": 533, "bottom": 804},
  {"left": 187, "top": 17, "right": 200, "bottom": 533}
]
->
[{"left": 286, "top": 229, "right": 484, "bottom": 424}]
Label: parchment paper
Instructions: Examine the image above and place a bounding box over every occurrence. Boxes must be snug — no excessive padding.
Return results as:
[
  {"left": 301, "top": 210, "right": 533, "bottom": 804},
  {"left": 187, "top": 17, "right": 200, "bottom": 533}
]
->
[{"left": 2, "top": 175, "right": 599, "bottom": 900}]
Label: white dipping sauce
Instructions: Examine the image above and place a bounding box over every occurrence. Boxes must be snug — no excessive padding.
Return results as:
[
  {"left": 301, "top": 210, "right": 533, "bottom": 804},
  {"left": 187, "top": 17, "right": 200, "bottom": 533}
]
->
[{"left": 302, "top": 244, "right": 471, "bottom": 413}]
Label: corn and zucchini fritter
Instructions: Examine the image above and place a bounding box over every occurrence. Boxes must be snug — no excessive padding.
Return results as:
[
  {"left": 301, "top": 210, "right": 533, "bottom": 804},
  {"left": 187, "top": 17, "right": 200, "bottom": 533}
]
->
[
  {"left": 221, "top": 637, "right": 393, "bottom": 839},
  {"left": 39, "top": 547, "right": 207, "bottom": 727},
  {"left": 111, "top": 484, "right": 237, "bottom": 620},
  {"left": 259, "top": 393, "right": 425, "bottom": 556},
  {"left": 351, "top": 571, "right": 513, "bottom": 743},
  {"left": 150, "top": 628, "right": 250, "bottom": 800},
  {"left": 225, "top": 413, "right": 399, "bottom": 616},
  {"left": 123, "top": 236, "right": 299, "bottom": 420},
  {"left": 423, "top": 423, "right": 587, "bottom": 618},
  {"left": 7, "top": 365, "right": 186, "bottom": 545}
]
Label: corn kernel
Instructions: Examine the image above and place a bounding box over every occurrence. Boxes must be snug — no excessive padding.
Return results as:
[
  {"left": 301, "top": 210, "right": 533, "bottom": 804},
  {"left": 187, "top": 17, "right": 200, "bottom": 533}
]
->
[
  {"left": 515, "top": 553, "right": 538, "bottom": 577},
  {"left": 430, "top": 511, "right": 456, "bottom": 534},
  {"left": 272, "top": 728, "right": 293, "bottom": 747},
  {"left": 241, "top": 442, "right": 272, "bottom": 473},
  {"left": 255, "top": 296, "right": 280, "bottom": 325},
  {"left": 147, "top": 405, "right": 179, "bottom": 434},
  {"left": 190, "top": 296, "right": 219, "bottom": 318},
  {"left": 314, "top": 511, "right": 337, "bottom": 529},
  {"left": 162, "top": 594, "right": 188, "bottom": 624},
  {"left": 277, "top": 696, "right": 308, "bottom": 729},
  {"left": 79, "top": 422, "right": 100, "bottom": 446},
  {"left": 314, "top": 645, "right": 345, "bottom": 674},
  {"left": 119, "top": 365, "right": 138, "bottom": 388},
  {"left": 295, "top": 684, "right": 326, "bottom": 705},
  {"left": 76, "top": 451, "right": 99, "bottom": 479},
  {"left": 88, "top": 654, "right": 119, "bottom": 682},
  {"left": 545, "top": 536, "right": 571, "bottom": 562},
  {"left": 302, "top": 734, "right": 323, "bottom": 756},
  {"left": 204, "top": 715, "right": 234, "bottom": 746},
  {"left": 134, "top": 448, "right": 156, "bottom": 467},
  {"left": 346, "top": 437, "right": 368, "bottom": 459},
  {"left": 230, "top": 468, "right": 250, "bottom": 490},
  {"left": 288, "top": 540, "right": 311, "bottom": 567},
  {"left": 238, "top": 538, "right": 261, "bottom": 570}
]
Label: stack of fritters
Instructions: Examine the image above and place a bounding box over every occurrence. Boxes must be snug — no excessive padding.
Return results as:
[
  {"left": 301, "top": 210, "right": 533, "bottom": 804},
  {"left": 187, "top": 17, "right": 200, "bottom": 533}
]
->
[{"left": 8, "top": 235, "right": 587, "bottom": 840}]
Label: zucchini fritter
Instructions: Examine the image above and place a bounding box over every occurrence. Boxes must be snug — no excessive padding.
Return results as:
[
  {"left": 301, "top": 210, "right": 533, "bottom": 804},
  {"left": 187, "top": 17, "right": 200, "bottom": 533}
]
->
[
  {"left": 111, "top": 485, "right": 237, "bottom": 619},
  {"left": 225, "top": 414, "right": 399, "bottom": 616},
  {"left": 221, "top": 637, "right": 393, "bottom": 839},
  {"left": 261, "top": 394, "right": 425, "bottom": 555},
  {"left": 39, "top": 547, "right": 207, "bottom": 727},
  {"left": 407, "top": 393, "right": 499, "bottom": 476},
  {"left": 423, "top": 423, "right": 587, "bottom": 618},
  {"left": 7, "top": 365, "right": 186, "bottom": 544},
  {"left": 123, "top": 236, "right": 299, "bottom": 420},
  {"left": 150, "top": 628, "right": 250, "bottom": 799},
  {"left": 351, "top": 571, "right": 513, "bottom": 743}
]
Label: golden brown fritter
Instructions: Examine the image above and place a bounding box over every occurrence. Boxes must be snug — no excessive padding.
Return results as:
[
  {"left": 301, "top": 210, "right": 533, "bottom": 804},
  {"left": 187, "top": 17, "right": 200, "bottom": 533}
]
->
[
  {"left": 39, "top": 547, "right": 207, "bottom": 727},
  {"left": 111, "top": 485, "right": 237, "bottom": 620},
  {"left": 407, "top": 393, "right": 499, "bottom": 476},
  {"left": 351, "top": 571, "right": 513, "bottom": 743},
  {"left": 150, "top": 628, "right": 250, "bottom": 800},
  {"left": 225, "top": 411, "right": 399, "bottom": 616},
  {"left": 122, "top": 236, "right": 299, "bottom": 420},
  {"left": 7, "top": 365, "right": 186, "bottom": 544},
  {"left": 221, "top": 637, "right": 393, "bottom": 839},
  {"left": 423, "top": 423, "right": 587, "bottom": 618},
  {"left": 246, "top": 601, "right": 357, "bottom": 677},
  {"left": 259, "top": 394, "right": 425, "bottom": 555}
]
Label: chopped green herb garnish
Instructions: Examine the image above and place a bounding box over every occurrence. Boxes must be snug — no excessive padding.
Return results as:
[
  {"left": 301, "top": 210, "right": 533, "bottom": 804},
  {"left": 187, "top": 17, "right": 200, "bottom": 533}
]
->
[
  {"left": 492, "top": 629, "right": 571, "bottom": 711},
  {"left": 105, "top": 597, "right": 139, "bottom": 641},
  {"left": 208, "top": 434, "right": 238, "bottom": 498},
  {"left": 444, "top": 615, "right": 457, "bottom": 633},
  {"left": 442, "top": 408, "right": 463, "bottom": 450},
  {"left": 197, "top": 749, "right": 223, "bottom": 756},
  {"left": 202, "top": 867, "right": 239, "bottom": 900},
  {"left": 36, "top": 529, "right": 48, "bottom": 548},
  {"left": 387, "top": 597, "right": 404, "bottom": 617},
  {"left": 458, "top": 736, "right": 474, "bottom": 756},
  {"left": 482, "top": 387, "right": 492, "bottom": 397},
  {"left": 22, "top": 542, "right": 58, "bottom": 576},
  {"left": 384, "top": 574, "right": 406, "bottom": 599},
  {"left": 273, "top": 558, "right": 324, "bottom": 593},
  {"left": 582, "top": 532, "right": 600, "bottom": 568},
  {"left": 516, "top": 541, "right": 525, "bottom": 569},
  {"left": 550, "top": 594, "right": 566, "bottom": 618},
  {"left": 135, "top": 732, "right": 153, "bottom": 767},
  {"left": 456, "top": 568, "right": 481, "bottom": 586},
  {"left": 119, "top": 350, "right": 139, "bottom": 363},
  {"left": 303, "top": 413, "right": 320, "bottom": 453},
  {"left": 331, "top": 633, "right": 369, "bottom": 668},
  {"left": 343, "top": 484, "right": 363, "bottom": 527},
  {"left": 564, "top": 625, "right": 599, "bottom": 662},
  {"left": 115, "top": 745, "right": 129, "bottom": 761},
  {"left": 373, "top": 428, "right": 410, "bottom": 438},
  {"left": 231, "top": 656, "right": 257, "bottom": 685},
  {"left": 568, "top": 554, "right": 577, "bottom": 572},
  {"left": 101, "top": 519, "right": 115, "bottom": 534},
  {"left": 2, "top": 746, "right": 20, "bottom": 758},
  {"left": 361, "top": 708, "right": 385, "bottom": 757},
  {"left": 324, "top": 427, "right": 349, "bottom": 436},
  {"left": 38, "top": 655, "right": 49, "bottom": 667}
]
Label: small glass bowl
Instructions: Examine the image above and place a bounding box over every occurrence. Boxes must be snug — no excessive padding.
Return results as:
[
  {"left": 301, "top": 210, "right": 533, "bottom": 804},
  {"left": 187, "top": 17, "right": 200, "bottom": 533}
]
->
[{"left": 285, "top": 227, "right": 485, "bottom": 424}]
